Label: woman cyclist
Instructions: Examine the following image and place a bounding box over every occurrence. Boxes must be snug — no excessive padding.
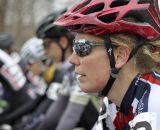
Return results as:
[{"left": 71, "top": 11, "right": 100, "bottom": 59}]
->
[{"left": 54, "top": 0, "right": 160, "bottom": 129}]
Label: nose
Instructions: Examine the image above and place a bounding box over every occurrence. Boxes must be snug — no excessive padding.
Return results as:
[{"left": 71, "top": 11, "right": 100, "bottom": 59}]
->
[{"left": 69, "top": 53, "right": 80, "bottom": 66}]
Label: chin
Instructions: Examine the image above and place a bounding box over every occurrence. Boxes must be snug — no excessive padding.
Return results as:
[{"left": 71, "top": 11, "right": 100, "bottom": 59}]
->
[
  {"left": 80, "top": 86, "right": 97, "bottom": 93},
  {"left": 80, "top": 86, "right": 90, "bottom": 93},
  {"left": 80, "top": 88, "right": 88, "bottom": 93}
]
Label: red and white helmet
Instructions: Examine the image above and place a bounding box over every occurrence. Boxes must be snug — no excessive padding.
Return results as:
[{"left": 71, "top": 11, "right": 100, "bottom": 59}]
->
[{"left": 54, "top": 0, "right": 160, "bottom": 40}]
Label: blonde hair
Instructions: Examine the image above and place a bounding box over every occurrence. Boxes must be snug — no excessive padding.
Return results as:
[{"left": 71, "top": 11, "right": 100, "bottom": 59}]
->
[{"left": 110, "top": 34, "right": 160, "bottom": 73}]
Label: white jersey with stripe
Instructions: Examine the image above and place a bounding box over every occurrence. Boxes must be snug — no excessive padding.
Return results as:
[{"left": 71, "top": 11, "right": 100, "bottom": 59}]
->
[
  {"left": 0, "top": 49, "right": 26, "bottom": 91},
  {"left": 95, "top": 71, "right": 160, "bottom": 130}
]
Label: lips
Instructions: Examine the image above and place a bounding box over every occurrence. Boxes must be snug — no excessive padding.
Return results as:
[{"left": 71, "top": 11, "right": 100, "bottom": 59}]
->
[
  {"left": 76, "top": 74, "right": 83, "bottom": 79},
  {"left": 75, "top": 73, "right": 86, "bottom": 80}
]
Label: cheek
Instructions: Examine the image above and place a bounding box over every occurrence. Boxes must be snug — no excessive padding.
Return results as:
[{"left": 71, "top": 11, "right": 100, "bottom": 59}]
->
[
  {"left": 82, "top": 49, "right": 110, "bottom": 92},
  {"left": 88, "top": 62, "right": 110, "bottom": 92},
  {"left": 52, "top": 45, "right": 61, "bottom": 56},
  {"left": 47, "top": 46, "right": 60, "bottom": 60}
]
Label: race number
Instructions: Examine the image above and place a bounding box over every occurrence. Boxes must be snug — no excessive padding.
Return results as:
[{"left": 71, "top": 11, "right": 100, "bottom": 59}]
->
[{"left": 129, "top": 112, "right": 157, "bottom": 130}]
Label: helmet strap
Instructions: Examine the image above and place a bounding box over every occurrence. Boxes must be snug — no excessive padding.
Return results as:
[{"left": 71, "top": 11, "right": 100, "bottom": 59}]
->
[
  {"left": 99, "top": 36, "right": 145, "bottom": 97},
  {"left": 50, "top": 37, "right": 70, "bottom": 62},
  {"left": 99, "top": 35, "right": 119, "bottom": 97},
  {"left": 128, "top": 38, "right": 145, "bottom": 61},
  {"left": 57, "top": 41, "right": 70, "bottom": 62}
]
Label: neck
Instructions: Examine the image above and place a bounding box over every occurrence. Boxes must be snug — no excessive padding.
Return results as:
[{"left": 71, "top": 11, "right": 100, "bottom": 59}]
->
[{"left": 107, "top": 58, "right": 140, "bottom": 107}]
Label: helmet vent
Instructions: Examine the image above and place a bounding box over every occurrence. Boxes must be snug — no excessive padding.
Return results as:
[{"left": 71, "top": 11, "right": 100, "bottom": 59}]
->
[
  {"left": 68, "top": 24, "right": 82, "bottom": 30},
  {"left": 98, "top": 12, "right": 118, "bottom": 23},
  {"left": 72, "top": 16, "right": 80, "bottom": 20},
  {"left": 73, "top": 0, "right": 92, "bottom": 12},
  {"left": 137, "top": 0, "right": 150, "bottom": 4},
  {"left": 123, "top": 10, "right": 144, "bottom": 22},
  {"left": 84, "top": 24, "right": 97, "bottom": 29},
  {"left": 64, "top": 15, "right": 69, "bottom": 19},
  {"left": 83, "top": 3, "right": 105, "bottom": 15},
  {"left": 123, "top": 9, "right": 160, "bottom": 32},
  {"left": 110, "top": 0, "right": 129, "bottom": 8}
]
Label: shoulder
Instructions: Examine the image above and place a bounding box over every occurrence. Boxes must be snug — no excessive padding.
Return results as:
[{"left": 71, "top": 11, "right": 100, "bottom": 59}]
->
[
  {"left": 130, "top": 72, "right": 160, "bottom": 129},
  {"left": 148, "top": 83, "right": 160, "bottom": 112},
  {"left": 141, "top": 71, "right": 160, "bottom": 85},
  {"left": 141, "top": 72, "right": 160, "bottom": 111},
  {"left": 135, "top": 72, "right": 160, "bottom": 129}
]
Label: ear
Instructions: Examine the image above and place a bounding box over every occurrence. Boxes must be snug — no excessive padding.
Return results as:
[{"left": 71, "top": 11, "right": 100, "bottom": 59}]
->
[
  {"left": 59, "top": 36, "right": 68, "bottom": 49},
  {"left": 114, "top": 46, "right": 131, "bottom": 69}
]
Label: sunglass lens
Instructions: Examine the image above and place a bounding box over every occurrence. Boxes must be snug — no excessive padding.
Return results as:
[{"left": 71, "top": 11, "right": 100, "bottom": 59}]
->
[{"left": 73, "top": 41, "right": 91, "bottom": 57}]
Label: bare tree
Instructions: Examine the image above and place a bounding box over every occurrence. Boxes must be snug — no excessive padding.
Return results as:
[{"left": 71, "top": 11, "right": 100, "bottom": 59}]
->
[
  {"left": 4, "top": 0, "right": 80, "bottom": 48},
  {"left": 14, "top": 0, "right": 23, "bottom": 45},
  {"left": 0, "top": 0, "right": 8, "bottom": 32}
]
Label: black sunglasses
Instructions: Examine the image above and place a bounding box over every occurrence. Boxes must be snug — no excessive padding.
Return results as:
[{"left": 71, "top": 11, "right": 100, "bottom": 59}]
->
[{"left": 72, "top": 39, "right": 104, "bottom": 57}]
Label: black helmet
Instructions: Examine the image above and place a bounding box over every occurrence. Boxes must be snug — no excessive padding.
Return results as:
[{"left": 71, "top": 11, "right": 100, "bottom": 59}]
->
[
  {"left": 0, "top": 33, "right": 14, "bottom": 50},
  {"left": 36, "top": 9, "right": 74, "bottom": 44},
  {"left": 36, "top": 9, "right": 67, "bottom": 39},
  {"left": 36, "top": 9, "right": 74, "bottom": 62}
]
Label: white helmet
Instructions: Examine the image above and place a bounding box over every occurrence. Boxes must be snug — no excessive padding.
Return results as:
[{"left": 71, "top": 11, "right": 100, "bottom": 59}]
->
[{"left": 21, "top": 37, "right": 46, "bottom": 64}]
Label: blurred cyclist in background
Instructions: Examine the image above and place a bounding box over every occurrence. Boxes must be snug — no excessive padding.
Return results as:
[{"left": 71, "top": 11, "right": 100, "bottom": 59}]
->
[
  {"left": 20, "top": 37, "right": 48, "bottom": 97},
  {"left": 0, "top": 32, "right": 23, "bottom": 64},
  {"left": 0, "top": 33, "right": 36, "bottom": 125},
  {"left": 12, "top": 26, "right": 67, "bottom": 130},
  {"left": 12, "top": 37, "right": 52, "bottom": 130},
  {"left": 35, "top": 9, "right": 100, "bottom": 130},
  {"left": 0, "top": 48, "right": 26, "bottom": 130},
  {"left": 0, "top": 32, "right": 28, "bottom": 74}
]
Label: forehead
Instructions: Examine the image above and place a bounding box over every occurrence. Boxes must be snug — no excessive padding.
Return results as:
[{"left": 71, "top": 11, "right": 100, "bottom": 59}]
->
[{"left": 75, "top": 33, "right": 104, "bottom": 43}]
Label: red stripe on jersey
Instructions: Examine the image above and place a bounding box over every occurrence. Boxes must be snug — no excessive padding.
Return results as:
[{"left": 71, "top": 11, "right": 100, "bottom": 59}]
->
[
  {"left": 142, "top": 73, "right": 160, "bottom": 85},
  {"left": 113, "top": 107, "right": 134, "bottom": 130}
]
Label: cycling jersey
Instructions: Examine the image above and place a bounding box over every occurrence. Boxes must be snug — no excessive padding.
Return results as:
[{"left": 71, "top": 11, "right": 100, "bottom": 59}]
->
[
  {"left": 27, "top": 72, "right": 47, "bottom": 96},
  {"left": 0, "top": 49, "right": 41, "bottom": 124},
  {"left": 43, "top": 63, "right": 64, "bottom": 84},
  {"left": 95, "top": 71, "right": 160, "bottom": 130},
  {"left": 11, "top": 63, "right": 65, "bottom": 130}
]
